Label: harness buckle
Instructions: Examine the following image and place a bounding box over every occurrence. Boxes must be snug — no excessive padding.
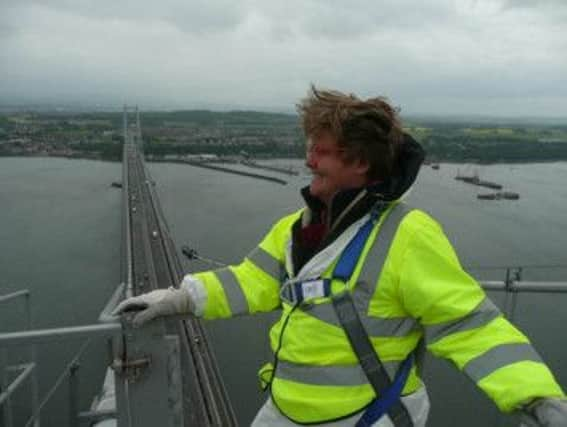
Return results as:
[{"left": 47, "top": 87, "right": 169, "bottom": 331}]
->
[{"left": 280, "top": 278, "right": 332, "bottom": 305}]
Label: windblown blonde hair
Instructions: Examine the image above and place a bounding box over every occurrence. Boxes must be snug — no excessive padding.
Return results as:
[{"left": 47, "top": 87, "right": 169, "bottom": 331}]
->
[{"left": 297, "top": 85, "right": 403, "bottom": 180}]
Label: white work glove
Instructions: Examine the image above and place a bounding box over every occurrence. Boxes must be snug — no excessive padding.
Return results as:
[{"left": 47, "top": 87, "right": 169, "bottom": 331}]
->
[
  {"left": 112, "top": 287, "right": 195, "bottom": 327},
  {"left": 519, "top": 398, "right": 567, "bottom": 427}
]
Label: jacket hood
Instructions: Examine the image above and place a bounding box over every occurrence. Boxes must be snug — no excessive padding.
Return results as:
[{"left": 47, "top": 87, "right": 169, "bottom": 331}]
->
[{"left": 375, "top": 132, "right": 425, "bottom": 201}]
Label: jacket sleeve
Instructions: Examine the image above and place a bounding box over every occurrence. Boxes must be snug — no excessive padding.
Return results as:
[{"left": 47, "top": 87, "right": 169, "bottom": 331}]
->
[
  {"left": 395, "top": 209, "right": 565, "bottom": 412},
  {"left": 192, "top": 211, "right": 300, "bottom": 319}
]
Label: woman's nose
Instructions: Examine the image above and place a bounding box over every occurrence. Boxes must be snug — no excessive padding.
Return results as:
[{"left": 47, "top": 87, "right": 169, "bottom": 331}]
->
[{"left": 305, "top": 152, "right": 317, "bottom": 169}]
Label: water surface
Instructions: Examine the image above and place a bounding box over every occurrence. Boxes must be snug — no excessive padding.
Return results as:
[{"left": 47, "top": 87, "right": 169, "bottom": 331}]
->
[{"left": 1, "top": 157, "right": 566, "bottom": 426}]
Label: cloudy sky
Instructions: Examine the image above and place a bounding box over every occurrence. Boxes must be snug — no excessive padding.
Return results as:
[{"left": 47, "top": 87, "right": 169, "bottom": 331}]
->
[{"left": 1, "top": 0, "right": 566, "bottom": 116}]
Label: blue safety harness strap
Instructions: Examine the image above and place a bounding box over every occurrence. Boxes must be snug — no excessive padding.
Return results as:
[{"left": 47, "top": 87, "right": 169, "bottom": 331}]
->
[
  {"left": 332, "top": 209, "right": 378, "bottom": 281},
  {"left": 356, "top": 355, "right": 413, "bottom": 427},
  {"left": 331, "top": 203, "right": 414, "bottom": 427},
  {"left": 332, "top": 291, "right": 413, "bottom": 427}
]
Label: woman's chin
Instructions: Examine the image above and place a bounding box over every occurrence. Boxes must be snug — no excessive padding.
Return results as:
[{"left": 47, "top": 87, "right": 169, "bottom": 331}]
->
[
  {"left": 309, "top": 181, "right": 322, "bottom": 196},
  {"left": 310, "top": 181, "right": 330, "bottom": 203}
]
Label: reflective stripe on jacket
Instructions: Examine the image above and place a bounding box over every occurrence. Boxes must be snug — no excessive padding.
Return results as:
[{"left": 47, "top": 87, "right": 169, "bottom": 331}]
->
[{"left": 194, "top": 203, "right": 564, "bottom": 423}]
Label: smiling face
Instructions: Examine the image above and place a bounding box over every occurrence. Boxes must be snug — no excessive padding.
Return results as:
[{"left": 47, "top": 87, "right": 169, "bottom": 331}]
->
[{"left": 305, "top": 130, "right": 370, "bottom": 206}]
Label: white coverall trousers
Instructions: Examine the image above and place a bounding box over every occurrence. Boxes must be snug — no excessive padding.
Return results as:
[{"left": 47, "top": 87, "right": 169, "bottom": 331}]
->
[{"left": 251, "top": 387, "right": 430, "bottom": 427}]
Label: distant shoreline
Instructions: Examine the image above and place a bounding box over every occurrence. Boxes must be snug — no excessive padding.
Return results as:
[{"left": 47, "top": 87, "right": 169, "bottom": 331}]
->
[{"left": 3, "top": 152, "right": 567, "bottom": 166}]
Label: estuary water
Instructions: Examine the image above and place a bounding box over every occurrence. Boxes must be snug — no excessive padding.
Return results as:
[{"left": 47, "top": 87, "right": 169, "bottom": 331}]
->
[{"left": 1, "top": 157, "right": 566, "bottom": 426}]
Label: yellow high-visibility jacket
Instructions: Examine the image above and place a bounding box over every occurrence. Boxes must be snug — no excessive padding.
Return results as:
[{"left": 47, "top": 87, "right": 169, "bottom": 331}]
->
[{"left": 193, "top": 202, "right": 564, "bottom": 424}]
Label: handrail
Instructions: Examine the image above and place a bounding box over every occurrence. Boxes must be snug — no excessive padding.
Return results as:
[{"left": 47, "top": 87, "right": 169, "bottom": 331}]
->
[
  {"left": 0, "top": 363, "right": 35, "bottom": 405},
  {"left": 481, "top": 280, "right": 567, "bottom": 293},
  {"left": 0, "top": 285, "right": 121, "bottom": 427},
  {"left": 468, "top": 263, "right": 567, "bottom": 271},
  {"left": 0, "top": 289, "right": 30, "bottom": 304},
  {"left": 1, "top": 287, "right": 38, "bottom": 427},
  {"left": 479, "top": 267, "right": 567, "bottom": 323},
  {"left": 0, "top": 288, "right": 32, "bottom": 330},
  {"left": 0, "top": 323, "right": 121, "bottom": 348}
]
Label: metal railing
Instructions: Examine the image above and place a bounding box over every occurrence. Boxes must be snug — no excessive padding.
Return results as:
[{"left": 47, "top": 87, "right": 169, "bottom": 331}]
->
[
  {"left": 479, "top": 266, "right": 567, "bottom": 322},
  {"left": 2, "top": 266, "right": 567, "bottom": 427},
  {"left": 0, "top": 289, "right": 39, "bottom": 427},
  {"left": 0, "top": 285, "right": 184, "bottom": 427}
]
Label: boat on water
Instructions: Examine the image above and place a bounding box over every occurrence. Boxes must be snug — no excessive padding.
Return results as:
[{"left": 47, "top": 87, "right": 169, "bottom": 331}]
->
[{"left": 477, "top": 191, "right": 520, "bottom": 200}]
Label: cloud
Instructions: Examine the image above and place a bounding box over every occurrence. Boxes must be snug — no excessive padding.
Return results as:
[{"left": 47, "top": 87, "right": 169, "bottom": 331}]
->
[
  {"left": 0, "top": 0, "right": 565, "bottom": 116},
  {"left": 502, "top": 0, "right": 567, "bottom": 10},
  {"left": 1, "top": 0, "right": 248, "bottom": 35},
  {"left": 245, "top": 1, "right": 457, "bottom": 41}
]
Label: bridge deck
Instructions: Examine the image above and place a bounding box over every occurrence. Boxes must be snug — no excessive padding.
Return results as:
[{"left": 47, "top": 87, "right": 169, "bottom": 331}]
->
[{"left": 121, "top": 106, "right": 237, "bottom": 426}]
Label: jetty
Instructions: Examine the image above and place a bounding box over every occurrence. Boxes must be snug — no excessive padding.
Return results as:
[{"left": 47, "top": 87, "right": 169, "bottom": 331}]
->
[
  {"left": 150, "top": 158, "right": 288, "bottom": 185},
  {"left": 477, "top": 191, "right": 520, "bottom": 200},
  {"left": 455, "top": 170, "right": 502, "bottom": 190},
  {"left": 241, "top": 160, "right": 299, "bottom": 176}
]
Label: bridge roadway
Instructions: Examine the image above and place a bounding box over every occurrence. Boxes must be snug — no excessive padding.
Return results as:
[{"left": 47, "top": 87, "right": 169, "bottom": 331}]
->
[{"left": 121, "top": 108, "right": 237, "bottom": 426}]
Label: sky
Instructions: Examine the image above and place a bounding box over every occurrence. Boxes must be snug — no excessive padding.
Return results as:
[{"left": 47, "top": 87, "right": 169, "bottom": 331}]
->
[{"left": 1, "top": 0, "right": 566, "bottom": 117}]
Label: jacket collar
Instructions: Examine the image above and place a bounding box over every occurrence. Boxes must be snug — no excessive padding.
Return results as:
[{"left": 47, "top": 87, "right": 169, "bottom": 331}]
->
[{"left": 300, "top": 183, "right": 386, "bottom": 231}]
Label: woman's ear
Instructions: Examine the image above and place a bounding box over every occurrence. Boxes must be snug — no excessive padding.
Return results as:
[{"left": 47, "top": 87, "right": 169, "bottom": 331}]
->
[{"left": 354, "top": 157, "right": 370, "bottom": 177}]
